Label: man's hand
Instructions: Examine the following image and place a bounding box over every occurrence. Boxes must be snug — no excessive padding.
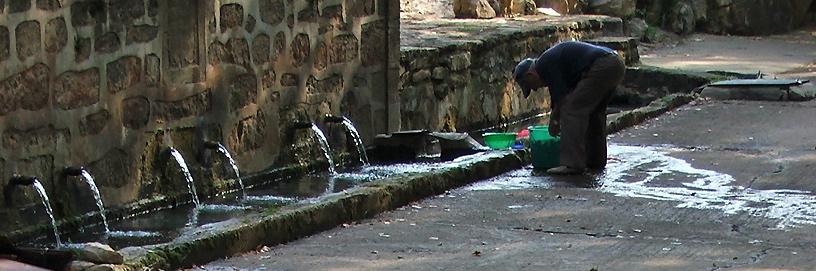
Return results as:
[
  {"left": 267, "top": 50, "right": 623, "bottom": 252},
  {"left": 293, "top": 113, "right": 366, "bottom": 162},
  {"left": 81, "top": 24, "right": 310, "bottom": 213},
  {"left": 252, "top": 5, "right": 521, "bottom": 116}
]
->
[{"left": 548, "top": 119, "right": 560, "bottom": 137}]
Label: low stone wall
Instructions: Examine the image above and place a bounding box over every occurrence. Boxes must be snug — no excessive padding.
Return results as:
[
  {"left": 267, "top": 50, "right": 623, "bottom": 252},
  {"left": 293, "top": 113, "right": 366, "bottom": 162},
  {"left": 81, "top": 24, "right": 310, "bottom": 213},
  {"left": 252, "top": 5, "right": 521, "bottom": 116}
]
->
[
  {"left": 398, "top": 15, "right": 624, "bottom": 132},
  {"left": 0, "top": 0, "right": 399, "bottom": 236}
]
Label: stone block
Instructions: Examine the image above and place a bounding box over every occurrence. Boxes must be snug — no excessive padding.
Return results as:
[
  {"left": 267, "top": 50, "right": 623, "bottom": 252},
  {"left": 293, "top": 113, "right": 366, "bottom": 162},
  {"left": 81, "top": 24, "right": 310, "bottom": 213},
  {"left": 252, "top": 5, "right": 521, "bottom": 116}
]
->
[
  {"left": 412, "top": 69, "right": 431, "bottom": 82},
  {"left": 306, "top": 74, "right": 343, "bottom": 94},
  {"left": 3, "top": 125, "right": 69, "bottom": 150},
  {"left": 71, "top": 0, "right": 107, "bottom": 27},
  {"left": 0, "top": 26, "right": 8, "bottom": 62},
  {"left": 75, "top": 37, "right": 91, "bottom": 62},
  {"left": 208, "top": 40, "right": 228, "bottom": 65},
  {"left": 121, "top": 96, "right": 149, "bottom": 129},
  {"left": 106, "top": 56, "right": 142, "bottom": 93},
  {"left": 227, "top": 38, "right": 251, "bottom": 68},
  {"left": 281, "top": 73, "right": 299, "bottom": 86},
  {"left": 260, "top": 0, "right": 285, "bottom": 25},
  {"left": 95, "top": 32, "right": 121, "bottom": 53},
  {"left": 0, "top": 63, "right": 50, "bottom": 114},
  {"left": 453, "top": 0, "right": 496, "bottom": 18},
  {"left": 67, "top": 261, "right": 96, "bottom": 271},
  {"left": 54, "top": 68, "right": 100, "bottom": 110},
  {"left": 44, "top": 17, "right": 68, "bottom": 53},
  {"left": 154, "top": 90, "right": 211, "bottom": 121},
  {"left": 209, "top": 38, "right": 251, "bottom": 69},
  {"left": 228, "top": 111, "right": 267, "bottom": 153},
  {"left": 447, "top": 52, "right": 471, "bottom": 71},
  {"left": 252, "top": 34, "right": 271, "bottom": 65},
  {"left": 432, "top": 67, "right": 449, "bottom": 80},
  {"left": 348, "top": 0, "right": 375, "bottom": 17},
  {"left": 80, "top": 109, "right": 110, "bottom": 135},
  {"left": 261, "top": 68, "right": 276, "bottom": 91},
  {"left": 319, "top": 5, "right": 347, "bottom": 34},
  {"left": 165, "top": 0, "right": 200, "bottom": 69},
  {"left": 361, "top": 21, "right": 385, "bottom": 67},
  {"left": 145, "top": 54, "right": 160, "bottom": 85},
  {"left": 36, "top": 0, "right": 60, "bottom": 10},
  {"left": 73, "top": 243, "right": 124, "bottom": 264},
  {"left": 297, "top": 0, "right": 318, "bottom": 22},
  {"left": 126, "top": 24, "right": 159, "bottom": 45},
  {"left": 15, "top": 20, "right": 41, "bottom": 60},
  {"left": 315, "top": 34, "right": 359, "bottom": 70},
  {"left": 272, "top": 32, "right": 285, "bottom": 62},
  {"left": 108, "top": 0, "right": 145, "bottom": 30},
  {"left": 88, "top": 148, "right": 132, "bottom": 189},
  {"left": 220, "top": 3, "right": 244, "bottom": 32},
  {"left": 230, "top": 73, "right": 258, "bottom": 111},
  {"left": 290, "top": 33, "right": 310, "bottom": 67},
  {"left": 9, "top": 0, "right": 31, "bottom": 13}
]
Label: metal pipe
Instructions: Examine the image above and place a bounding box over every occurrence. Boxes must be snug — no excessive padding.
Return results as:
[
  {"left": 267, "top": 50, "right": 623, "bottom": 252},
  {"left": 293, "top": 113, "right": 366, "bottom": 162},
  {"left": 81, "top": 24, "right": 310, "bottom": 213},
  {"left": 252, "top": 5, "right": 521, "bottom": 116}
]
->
[
  {"left": 62, "top": 166, "right": 85, "bottom": 177},
  {"left": 290, "top": 120, "right": 313, "bottom": 130},
  {"left": 8, "top": 175, "right": 37, "bottom": 186},
  {"left": 202, "top": 140, "right": 221, "bottom": 149},
  {"left": 323, "top": 114, "right": 344, "bottom": 124}
]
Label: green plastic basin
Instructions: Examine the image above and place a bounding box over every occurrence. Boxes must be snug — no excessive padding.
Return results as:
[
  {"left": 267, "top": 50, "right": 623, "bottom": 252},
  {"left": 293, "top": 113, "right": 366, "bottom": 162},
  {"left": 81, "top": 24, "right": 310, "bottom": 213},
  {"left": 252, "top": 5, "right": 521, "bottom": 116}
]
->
[
  {"left": 528, "top": 125, "right": 560, "bottom": 170},
  {"left": 482, "top": 132, "right": 516, "bottom": 150}
]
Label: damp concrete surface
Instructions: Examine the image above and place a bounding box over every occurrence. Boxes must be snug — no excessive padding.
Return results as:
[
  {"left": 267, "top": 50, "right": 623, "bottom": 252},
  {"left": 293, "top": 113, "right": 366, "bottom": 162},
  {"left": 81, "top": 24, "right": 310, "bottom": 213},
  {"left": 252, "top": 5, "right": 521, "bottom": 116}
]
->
[{"left": 200, "top": 99, "right": 816, "bottom": 270}]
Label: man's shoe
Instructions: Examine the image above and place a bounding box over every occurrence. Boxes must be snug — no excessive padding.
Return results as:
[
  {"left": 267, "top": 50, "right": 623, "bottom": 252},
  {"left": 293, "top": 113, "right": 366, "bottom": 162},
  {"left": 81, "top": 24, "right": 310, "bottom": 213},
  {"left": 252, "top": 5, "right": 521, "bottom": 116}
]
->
[{"left": 546, "top": 166, "right": 585, "bottom": 175}]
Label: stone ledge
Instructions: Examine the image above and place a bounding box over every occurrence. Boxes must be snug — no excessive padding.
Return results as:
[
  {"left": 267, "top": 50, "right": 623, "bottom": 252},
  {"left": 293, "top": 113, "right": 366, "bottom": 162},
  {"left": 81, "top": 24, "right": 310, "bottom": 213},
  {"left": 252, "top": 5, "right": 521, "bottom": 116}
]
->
[{"left": 400, "top": 15, "right": 623, "bottom": 55}]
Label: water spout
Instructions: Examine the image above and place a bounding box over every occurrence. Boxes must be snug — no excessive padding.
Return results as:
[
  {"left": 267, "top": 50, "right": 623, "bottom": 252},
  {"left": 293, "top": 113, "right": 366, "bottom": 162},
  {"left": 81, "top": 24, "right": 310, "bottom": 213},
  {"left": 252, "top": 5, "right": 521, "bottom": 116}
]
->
[
  {"left": 203, "top": 141, "right": 246, "bottom": 200},
  {"left": 324, "top": 115, "right": 369, "bottom": 166},
  {"left": 5, "top": 176, "right": 61, "bottom": 247},
  {"left": 290, "top": 121, "right": 337, "bottom": 175},
  {"left": 63, "top": 167, "right": 110, "bottom": 233},
  {"left": 290, "top": 120, "right": 314, "bottom": 130},
  {"left": 168, "top": 148, "right": 201, "bottom": 208},
  {"left": 323, "top": 114, "right": 345, "bottom": 124},
  {"left": 310, "top": 124, "right": 336, "bottom": 175}
]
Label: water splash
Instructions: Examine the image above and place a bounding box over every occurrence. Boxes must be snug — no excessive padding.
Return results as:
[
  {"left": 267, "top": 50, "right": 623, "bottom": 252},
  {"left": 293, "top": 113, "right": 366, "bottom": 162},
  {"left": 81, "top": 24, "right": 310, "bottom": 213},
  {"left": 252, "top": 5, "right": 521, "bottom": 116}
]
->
[
  {"left": 339, "top": 116, "right": 369, "bottom": 166},
  {"left": 32, "top": 180, "right": 61, "bottom": 247},
  {"left": 310, "top": 124, "right": 336, "bottom": 175},
  {"left": 214, "top": 143, "right": 247, "bottom": 199},
  {"left": 79, "top": 170, "right": 110, "bottom": 233},
  {"left": 169, "top": 148, "right": 201, "bottom": 208},
  {"left": 601, "top": 145, "right": 816, "bottom": 228}
]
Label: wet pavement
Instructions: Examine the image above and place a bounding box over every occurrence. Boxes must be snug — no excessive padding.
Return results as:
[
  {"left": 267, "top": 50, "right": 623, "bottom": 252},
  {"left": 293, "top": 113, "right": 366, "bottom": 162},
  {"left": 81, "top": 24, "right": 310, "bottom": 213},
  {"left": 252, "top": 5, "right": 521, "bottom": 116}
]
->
[{"left": 201, "top": 99, "right": 816, "bottom": 270}]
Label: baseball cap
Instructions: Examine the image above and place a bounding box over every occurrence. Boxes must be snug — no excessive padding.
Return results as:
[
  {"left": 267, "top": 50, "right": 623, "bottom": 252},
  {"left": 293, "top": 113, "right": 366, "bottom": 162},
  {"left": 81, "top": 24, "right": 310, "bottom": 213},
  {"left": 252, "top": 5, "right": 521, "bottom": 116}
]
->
[{"left": 513, "top": 58, "right": 536, "bottom": 98}]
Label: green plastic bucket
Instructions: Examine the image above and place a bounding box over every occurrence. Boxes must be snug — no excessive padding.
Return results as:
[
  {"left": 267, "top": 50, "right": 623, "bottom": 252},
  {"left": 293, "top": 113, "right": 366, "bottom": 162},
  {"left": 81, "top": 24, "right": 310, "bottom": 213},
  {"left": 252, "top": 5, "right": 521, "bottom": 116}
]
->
[{"left": 528, "top": 125, "right": 560, "bottom": 170}]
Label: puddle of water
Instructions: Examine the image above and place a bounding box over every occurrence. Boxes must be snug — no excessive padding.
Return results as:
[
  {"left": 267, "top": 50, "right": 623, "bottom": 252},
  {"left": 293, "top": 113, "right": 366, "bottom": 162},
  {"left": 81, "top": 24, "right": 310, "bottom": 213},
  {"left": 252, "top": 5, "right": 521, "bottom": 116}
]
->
[{"left": 601, "top": 145, "right": 816, "bottom": 228}]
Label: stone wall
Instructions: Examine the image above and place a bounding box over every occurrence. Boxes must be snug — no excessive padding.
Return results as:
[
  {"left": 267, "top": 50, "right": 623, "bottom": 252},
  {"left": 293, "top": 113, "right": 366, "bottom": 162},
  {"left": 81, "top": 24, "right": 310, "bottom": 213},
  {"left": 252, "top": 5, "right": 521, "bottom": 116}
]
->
[
  {"left": 0, "top": 0, "right": 398, "bottom": 233},
  {"left": 399, "top": 16, "right": 624, "bottom": 132}
]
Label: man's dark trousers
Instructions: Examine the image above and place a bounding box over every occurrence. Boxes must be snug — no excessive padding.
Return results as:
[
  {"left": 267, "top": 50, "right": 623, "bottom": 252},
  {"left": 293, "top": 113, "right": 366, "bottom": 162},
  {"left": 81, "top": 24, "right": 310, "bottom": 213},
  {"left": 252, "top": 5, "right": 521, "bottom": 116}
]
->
[{"left": 559, "top": 54, "right": 625, "bottom": 170}]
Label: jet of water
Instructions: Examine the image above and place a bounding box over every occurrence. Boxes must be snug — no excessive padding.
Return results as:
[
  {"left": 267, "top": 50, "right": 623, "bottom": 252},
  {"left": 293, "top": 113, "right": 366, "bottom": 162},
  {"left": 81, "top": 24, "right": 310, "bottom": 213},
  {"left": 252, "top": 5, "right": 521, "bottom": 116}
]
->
[
  {"left": 214, "top": 143, "right": 247, "bottom": 200},
  {"left": 79, "top": 170, "right": 110, "bottom": 233},
  {"left": 310, "top": 124, "right": 336, "bottom": 175},
  {"left": 340, "top": 116, "right": 369, "bottom": 166},
  {"left": 169, "top": 148, "right": 201, "bottom": 208},
  {"left": 31, "top": 180, "right": 61, "bottom": 247}
]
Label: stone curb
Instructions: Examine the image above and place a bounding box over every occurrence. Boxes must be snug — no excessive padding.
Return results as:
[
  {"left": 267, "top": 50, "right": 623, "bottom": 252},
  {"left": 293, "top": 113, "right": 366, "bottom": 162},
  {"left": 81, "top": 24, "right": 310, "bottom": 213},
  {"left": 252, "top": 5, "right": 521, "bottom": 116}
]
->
[
  {"left": 125, "top": 151, "right": 528, "bottom": 270},
  {"left": 607, "top": 93, "right": 698, "bottom": 135}
]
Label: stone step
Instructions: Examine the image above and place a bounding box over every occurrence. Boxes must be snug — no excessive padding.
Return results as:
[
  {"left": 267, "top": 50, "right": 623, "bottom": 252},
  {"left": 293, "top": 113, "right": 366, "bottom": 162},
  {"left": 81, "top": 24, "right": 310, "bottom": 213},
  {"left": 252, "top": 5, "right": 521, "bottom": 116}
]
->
[{"left": 585, "top": 36, "right": 640, "bottom": 67}]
